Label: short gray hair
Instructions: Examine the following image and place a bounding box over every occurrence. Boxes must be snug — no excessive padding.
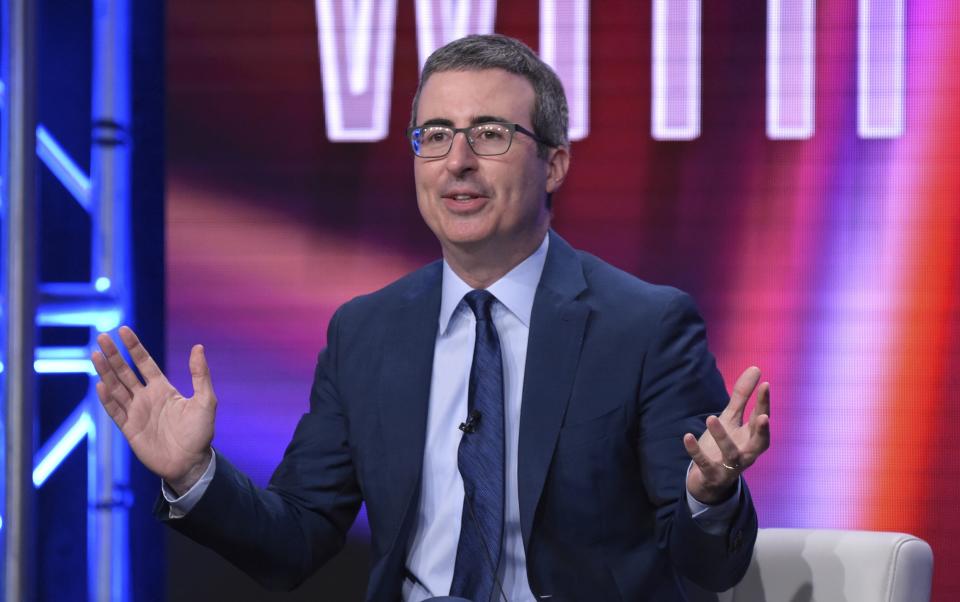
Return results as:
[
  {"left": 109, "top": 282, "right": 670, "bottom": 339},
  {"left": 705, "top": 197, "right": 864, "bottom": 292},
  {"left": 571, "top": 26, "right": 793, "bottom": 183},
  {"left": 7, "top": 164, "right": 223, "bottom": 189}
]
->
[{"left": 409, "top": 34, "right": 569, "bottom": 157}]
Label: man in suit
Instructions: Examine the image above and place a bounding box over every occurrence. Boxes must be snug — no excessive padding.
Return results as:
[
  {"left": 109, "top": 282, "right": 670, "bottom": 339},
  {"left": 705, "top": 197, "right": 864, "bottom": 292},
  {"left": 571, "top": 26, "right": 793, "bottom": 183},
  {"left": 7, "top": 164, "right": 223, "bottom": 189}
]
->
[{"left": 93, "top": 35, "right": 770, "bottom": 601}]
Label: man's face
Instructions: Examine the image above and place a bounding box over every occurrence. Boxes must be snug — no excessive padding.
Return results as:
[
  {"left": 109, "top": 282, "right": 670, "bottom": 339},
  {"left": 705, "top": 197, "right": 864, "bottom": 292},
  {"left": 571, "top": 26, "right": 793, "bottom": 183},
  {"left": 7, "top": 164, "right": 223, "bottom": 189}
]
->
[{"left": 413, "top": 68, "right": 567, "bottom": 259}]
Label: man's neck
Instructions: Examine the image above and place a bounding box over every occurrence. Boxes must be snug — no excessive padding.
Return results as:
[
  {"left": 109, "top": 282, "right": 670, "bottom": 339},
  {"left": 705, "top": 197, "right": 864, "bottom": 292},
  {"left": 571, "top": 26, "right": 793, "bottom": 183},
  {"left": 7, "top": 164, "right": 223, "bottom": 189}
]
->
[{"left": 442, "top": 230, "right": 548, "bottom": 289}]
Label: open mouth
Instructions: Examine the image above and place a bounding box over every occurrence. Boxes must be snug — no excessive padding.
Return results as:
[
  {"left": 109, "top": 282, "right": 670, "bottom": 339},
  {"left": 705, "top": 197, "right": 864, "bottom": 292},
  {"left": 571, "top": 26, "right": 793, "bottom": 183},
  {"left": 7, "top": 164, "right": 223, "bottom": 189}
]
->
[
  {"left": 443, "top": 191, "right": 486, "bottom": 201},
  {"left": 442, "top": 193, "right": 489, "bottom": 213}
]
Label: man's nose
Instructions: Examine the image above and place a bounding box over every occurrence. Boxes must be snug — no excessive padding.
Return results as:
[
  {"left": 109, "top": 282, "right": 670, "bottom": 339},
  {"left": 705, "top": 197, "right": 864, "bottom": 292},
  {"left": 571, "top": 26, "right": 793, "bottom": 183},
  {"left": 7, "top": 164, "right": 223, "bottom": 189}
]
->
[{"left": 444, "top": 131, "right": 478, "bottom": 176}]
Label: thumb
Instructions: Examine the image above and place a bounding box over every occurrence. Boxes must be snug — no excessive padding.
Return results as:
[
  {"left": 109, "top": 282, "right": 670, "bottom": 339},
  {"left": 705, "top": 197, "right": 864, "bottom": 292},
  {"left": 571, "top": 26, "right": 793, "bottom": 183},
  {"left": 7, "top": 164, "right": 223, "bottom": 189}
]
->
[{"left": 189, "top": 344, "right": 216, "bottom": 405}]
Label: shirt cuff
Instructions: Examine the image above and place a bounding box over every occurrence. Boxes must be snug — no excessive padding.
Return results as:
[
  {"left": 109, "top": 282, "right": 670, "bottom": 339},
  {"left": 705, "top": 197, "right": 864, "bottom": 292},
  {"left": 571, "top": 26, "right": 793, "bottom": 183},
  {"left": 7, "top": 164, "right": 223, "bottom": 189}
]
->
[
  {"left": 685, "top": 461, "right": 742, "bottom": 536},
  {"left": 161, "top": 449, "right": 217, "bottom": 519}
]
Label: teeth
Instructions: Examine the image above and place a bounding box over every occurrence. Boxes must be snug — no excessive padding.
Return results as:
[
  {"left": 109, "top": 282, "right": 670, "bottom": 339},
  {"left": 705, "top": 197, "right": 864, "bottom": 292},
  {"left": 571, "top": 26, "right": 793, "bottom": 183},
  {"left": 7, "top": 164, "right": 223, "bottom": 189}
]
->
[{"left": 454, "top": 194, "right": 474, "bottom": 200}]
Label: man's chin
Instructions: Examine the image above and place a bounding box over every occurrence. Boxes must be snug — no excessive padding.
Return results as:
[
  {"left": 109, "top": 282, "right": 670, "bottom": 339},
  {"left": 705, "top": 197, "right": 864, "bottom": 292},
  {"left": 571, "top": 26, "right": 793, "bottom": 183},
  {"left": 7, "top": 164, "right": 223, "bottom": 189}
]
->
[
  {"left": 434, "top": 219, "right": 496, "bottom": 247},
  {"left": 443, "top": 233, "right": 494, "bottom": 251}
]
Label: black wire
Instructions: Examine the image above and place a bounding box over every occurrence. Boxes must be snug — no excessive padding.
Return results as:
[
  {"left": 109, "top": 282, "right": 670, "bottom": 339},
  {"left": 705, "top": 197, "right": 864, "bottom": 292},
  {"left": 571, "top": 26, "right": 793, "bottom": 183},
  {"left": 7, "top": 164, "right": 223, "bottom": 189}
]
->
[{"left": 461, "top": 482, "right": 510, "bottom": 602}]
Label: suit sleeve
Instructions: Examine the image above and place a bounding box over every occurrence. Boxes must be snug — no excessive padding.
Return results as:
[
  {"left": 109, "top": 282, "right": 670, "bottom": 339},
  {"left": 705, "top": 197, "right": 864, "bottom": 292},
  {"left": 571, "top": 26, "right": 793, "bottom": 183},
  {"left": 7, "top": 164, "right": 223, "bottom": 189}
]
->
[
  {"left": 636, "top": 291, "right": 758, "bottom": 592},
  {"left": 153, "top": 307, "right": 363, "bottom": 591}
]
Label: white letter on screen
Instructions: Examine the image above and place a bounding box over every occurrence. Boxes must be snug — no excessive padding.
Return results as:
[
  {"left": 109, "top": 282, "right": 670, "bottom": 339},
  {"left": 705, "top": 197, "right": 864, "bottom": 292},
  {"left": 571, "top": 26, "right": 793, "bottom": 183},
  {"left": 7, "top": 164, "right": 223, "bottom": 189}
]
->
[
  {"left": 415, "top": 0, "right": 497, "bottom": 71},
  {"left": 858, "top": 0, "right": 903, "bottom": 138},
  {"left": 652, "top": 0, "right": 701, "bottom": 141},
  {"left": 315, "top": 0, "right": 398, "bottom": 141},
  {"left": 540, "top": 0, "right": 590, "bottom": 141},
  {"left": 767, "top": 0, "right": 815, "bottom": 139}
]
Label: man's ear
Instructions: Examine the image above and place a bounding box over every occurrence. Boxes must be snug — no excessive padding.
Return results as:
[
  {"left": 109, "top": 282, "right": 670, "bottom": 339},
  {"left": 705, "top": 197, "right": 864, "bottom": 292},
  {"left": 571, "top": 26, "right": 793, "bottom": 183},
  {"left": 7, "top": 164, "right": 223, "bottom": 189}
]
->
[{"left": 545, "top": 145, "right": 571, "bottom": 194}]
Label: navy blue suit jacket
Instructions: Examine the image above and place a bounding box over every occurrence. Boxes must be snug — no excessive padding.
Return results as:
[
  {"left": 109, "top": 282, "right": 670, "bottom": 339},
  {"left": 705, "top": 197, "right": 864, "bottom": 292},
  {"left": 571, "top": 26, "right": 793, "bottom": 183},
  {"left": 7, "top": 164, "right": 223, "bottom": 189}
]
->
[{"left": 158, "top": 231, "right": 757, "bottom": 601}]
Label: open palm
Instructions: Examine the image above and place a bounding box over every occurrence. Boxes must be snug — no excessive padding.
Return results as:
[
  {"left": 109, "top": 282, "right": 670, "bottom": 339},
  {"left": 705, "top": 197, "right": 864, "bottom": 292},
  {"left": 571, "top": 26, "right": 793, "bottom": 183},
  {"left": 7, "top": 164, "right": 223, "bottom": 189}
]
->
[
  {"left": 93, "top": 326, "right": 216, "bottom": 493},
  {"left": 684, "top": 366, "right": 771, "bottom": 504}
]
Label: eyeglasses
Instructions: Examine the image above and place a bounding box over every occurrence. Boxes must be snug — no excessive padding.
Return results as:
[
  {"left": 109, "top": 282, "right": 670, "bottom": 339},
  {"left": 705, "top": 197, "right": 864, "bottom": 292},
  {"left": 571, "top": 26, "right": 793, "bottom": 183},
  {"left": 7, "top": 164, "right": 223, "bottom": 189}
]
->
[{"left": 406, "top": 122, "right": 546, "bottom": 158}]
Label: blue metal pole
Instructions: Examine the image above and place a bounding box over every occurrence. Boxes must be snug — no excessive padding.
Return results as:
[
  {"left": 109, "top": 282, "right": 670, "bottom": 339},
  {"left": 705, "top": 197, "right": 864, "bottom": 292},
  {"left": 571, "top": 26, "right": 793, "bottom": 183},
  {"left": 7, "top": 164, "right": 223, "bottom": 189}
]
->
[
  {"left": 1, "top": 0, "right": 38, "bottom": 598},
  {"left": 89, "top": 0, "right": 133, "bottom": 600}
]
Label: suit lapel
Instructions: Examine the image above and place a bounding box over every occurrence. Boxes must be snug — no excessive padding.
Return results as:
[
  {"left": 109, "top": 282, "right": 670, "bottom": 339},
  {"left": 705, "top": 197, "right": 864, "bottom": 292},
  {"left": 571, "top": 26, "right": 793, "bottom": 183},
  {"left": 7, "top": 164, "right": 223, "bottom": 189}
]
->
[
  {"left": 372, "top": 238, "right": 590, "bottom": 552},
  {"left": 518, "top": 232, "right": 589, "bottom": 548},
  {"left": 377, "top": 263, "right": 442, "bottom": 552}
]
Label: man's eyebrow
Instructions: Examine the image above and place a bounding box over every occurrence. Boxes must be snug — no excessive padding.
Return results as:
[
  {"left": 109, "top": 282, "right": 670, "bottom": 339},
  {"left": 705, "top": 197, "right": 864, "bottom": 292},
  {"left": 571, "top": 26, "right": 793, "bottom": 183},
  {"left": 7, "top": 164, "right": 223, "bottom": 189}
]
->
[
  {"left": 416, "top": 115, "right": 513, "bottom": 128},
  {"left": 419, "top": 118, "right": 454, "bottom": 127},
  {"left": 471, "top": 115, "right": 510, "bottom": 125}
]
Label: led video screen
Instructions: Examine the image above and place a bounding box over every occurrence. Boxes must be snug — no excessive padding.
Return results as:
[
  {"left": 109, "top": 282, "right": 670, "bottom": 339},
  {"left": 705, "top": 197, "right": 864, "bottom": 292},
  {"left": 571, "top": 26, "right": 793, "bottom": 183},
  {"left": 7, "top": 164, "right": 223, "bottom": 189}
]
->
[{"left": 167, "top": 2, "right": 960, "bottom": 598}]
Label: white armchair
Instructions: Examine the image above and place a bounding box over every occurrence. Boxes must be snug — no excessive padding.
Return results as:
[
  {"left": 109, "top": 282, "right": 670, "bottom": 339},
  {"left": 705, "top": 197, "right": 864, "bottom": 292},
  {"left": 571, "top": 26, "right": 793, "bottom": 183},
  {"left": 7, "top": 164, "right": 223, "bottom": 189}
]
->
[{"left": 687, "top": 529, "right": 934, "bottom": 602}]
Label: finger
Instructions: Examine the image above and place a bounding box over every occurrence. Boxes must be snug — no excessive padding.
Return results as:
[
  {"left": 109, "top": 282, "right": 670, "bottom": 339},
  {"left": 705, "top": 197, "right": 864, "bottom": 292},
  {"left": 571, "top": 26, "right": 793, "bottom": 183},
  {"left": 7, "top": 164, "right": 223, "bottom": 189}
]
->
[
  {"left": 722, "top": 366, "right": 761, "bottom": 424},
  {"left": 97, "top": 332, "right": 144, "bottom": 392},
  {"left": 90, "top": 344, "right": 140, "bottom": 405},
  {"left": 707, "top": 415, "right": 743, "bottom": 468},
  {"left": 750, "top": 381, "right": 771, "bottom": 421},
  {"left": 118, "top": 325, "right": 164, "bottom": 382},
  {"left": 683, "top": 433, "right": 711, "bottom": 471},
  {"left": 92, "top": 353, "right": 135, "bottom": 415},
  {"left": 95, "top": 381, "right": 129, "bottom": 427},
  {"left": 189, "top": 345, "right": 217, "bottom": 409},
  {"left": 747, "top": 383, "right": 770, "bottom": 437},
  {"left": 748, "top": 413, "right": 771, "bottom": 454},
  {"left": 91, "top": 350, "right": 130, "bottom": 397}
]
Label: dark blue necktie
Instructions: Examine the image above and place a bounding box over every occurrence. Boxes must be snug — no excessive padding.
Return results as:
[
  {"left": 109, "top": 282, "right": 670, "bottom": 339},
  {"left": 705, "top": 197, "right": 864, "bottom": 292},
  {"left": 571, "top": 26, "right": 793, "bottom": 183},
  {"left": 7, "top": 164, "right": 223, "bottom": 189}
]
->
[{"left": 450, "top": 290, "right": 505, "bottom": 602}]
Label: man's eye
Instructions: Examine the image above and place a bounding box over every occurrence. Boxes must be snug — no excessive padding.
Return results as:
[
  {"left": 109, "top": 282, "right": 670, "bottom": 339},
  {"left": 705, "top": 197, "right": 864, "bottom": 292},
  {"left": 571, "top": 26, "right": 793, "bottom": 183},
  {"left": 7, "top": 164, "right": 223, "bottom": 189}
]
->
[
  {"left": 424, "top": 129, "right": 450, "bottom": 143},
  {"left": 476, "top": 127, "right": 507, "bottom": 140}
]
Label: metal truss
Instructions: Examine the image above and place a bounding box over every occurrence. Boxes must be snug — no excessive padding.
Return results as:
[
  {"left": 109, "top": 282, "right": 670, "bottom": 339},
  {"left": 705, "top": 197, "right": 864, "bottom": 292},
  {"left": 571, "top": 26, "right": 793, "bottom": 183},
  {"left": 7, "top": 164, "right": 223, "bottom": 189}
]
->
[{"left": 2, "top": 0, "right": 132, "bottom": 600}]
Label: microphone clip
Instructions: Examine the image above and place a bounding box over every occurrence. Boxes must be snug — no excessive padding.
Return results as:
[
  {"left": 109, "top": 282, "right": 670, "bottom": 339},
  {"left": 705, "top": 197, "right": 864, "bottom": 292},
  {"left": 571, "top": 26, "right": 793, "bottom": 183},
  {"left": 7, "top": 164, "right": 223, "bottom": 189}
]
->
[{"left": 458, "top": 409, "right": 481, "bottom": 434}]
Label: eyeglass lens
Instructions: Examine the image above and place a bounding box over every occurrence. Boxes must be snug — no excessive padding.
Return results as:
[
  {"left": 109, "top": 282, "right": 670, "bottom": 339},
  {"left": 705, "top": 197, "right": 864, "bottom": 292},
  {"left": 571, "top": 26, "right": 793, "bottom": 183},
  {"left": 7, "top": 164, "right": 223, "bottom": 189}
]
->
[{"left": 412, "top": 123, "right": 513, "bottom": 157}]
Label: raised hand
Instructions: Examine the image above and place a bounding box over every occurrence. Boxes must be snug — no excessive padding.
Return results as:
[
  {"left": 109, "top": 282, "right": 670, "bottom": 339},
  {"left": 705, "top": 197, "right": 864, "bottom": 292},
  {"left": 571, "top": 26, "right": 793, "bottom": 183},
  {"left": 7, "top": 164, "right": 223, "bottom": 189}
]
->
[
  {"left": 92, "top": 326, "right": 217, "bottom": 495},
  {"left": 683, "top": 366, "right": 771, "bottom": 504}
]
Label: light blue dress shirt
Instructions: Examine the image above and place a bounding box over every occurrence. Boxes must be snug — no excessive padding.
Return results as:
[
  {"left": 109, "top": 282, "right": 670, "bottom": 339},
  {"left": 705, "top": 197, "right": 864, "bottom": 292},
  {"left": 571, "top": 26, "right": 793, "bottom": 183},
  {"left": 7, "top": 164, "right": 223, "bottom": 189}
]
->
[{"left": 165, "top": 233, "right": 741, "bottom": 601}]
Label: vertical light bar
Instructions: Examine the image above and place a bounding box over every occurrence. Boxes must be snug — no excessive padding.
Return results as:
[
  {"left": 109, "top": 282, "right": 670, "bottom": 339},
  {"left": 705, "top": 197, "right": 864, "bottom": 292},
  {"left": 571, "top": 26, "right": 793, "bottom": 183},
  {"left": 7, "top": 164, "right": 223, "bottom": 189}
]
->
[
  {"left": 767, "top": 0, "right": 815, "bottom": 139},
  {"left": 540, "top": 0, "right": 590, "bottom": 141},
  {"left": 91, "top": 0, "right": 132, "bottom": 600},
  {"left": 315, "top": 0, "right": 398, "bottom": 141},
  {"left": 858, "top": 0, "right": 903, "bottom": 137},
  {"left": 0, "top": 79, "right": 3, "bottom": 573},
  {"left": 1, "top": 0, "right": 38, "bottom": 598},
  {"left": 652, "top": 0, "right": 701, "bottom": 140},
  {"left": 414, "top": 0, "right": 496, "bottom": 71}
]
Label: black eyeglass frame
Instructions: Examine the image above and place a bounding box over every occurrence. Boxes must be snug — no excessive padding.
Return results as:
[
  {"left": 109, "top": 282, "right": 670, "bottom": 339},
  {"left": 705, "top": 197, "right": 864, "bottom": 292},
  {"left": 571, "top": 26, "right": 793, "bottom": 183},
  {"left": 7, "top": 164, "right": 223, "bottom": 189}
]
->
[{"left": 406, "top": 122, "right": 549, "bottom": 158}]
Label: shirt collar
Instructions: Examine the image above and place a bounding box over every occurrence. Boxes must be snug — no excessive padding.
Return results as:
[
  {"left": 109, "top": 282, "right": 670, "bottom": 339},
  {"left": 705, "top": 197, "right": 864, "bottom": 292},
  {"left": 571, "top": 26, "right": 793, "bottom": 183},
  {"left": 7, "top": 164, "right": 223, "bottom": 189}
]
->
[{"left": 438, "top": 234, "right": 550, "bottom": 334}]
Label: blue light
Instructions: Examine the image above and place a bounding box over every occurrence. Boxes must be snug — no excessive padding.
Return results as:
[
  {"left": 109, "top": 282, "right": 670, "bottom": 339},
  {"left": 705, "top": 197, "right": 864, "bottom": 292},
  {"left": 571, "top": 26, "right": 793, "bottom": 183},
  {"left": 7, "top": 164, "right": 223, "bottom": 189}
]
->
[
  {"left": 95, "top": 277, "right": 111, "bottom": 292},
  {"left": 35, "top": 125, "right": 93, "bottom": 210},
  {"left": 34, "top": 359, "right": 97, "bottom": 375},
  {"left": 35, "top": 348, "right": 98, "bottom": 374},
  {"left": 33, "top": 410, "right": 95, "bottom": 488},
  {"left": 36, "top": 307, "right": 122, "bottom": 332},
  {"left": 35, "top": 346, "right": 90, "bottom": 359}
]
